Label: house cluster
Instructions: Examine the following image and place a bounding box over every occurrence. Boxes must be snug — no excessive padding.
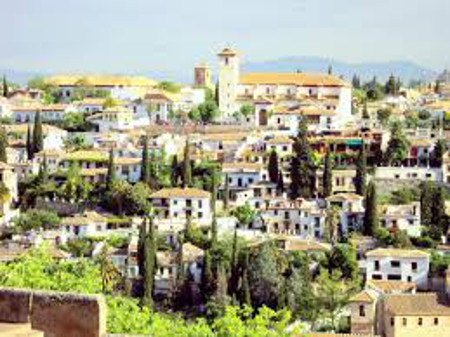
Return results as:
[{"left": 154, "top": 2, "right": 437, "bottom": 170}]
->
[{"left": 2, "top": 48, "right": 450, "bottom": 336}]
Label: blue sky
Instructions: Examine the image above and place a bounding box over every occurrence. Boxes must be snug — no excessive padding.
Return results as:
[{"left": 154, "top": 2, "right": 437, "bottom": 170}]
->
[{"left": 1, "top": 0, "right": 449, "bottom": 81}]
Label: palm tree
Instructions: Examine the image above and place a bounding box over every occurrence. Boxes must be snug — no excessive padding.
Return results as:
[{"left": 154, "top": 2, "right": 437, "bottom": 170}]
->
[{"left": 97, "top": 246, "right": 120, "bottom": 294}]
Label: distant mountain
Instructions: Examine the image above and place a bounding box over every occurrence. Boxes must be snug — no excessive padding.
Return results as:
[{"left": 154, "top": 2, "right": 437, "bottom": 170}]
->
[
  {"left": 241, "top": 56, "right": 438, "bottom": 84},
  {"left": 0, "top": 69, "right": 46, "bottom": 86}
]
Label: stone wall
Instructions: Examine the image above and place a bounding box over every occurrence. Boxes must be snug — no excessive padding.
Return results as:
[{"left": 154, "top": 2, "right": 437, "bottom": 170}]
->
[{"left": 0, "top": 288, "right": 106, "bottom": 337}]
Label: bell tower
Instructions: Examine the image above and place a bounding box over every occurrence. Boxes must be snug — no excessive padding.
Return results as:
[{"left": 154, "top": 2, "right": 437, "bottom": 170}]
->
[{"left": 217, "top": 48, "right": 239, "bottom": 117}]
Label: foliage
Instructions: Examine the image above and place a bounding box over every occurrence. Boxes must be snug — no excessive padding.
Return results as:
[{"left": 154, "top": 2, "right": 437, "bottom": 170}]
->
[
  {"left": 0, "top": 127, "right": 7, "bottom": 162},
  {"left": 322, "top": 151, "right": 333, "bottom": 198},
  {"left": 363, "top": 182, "right": 378, "bottom": 236},
  {"left": 389, "top": 186, "right": 420, "bottom": 205},
  {"left": 384, "top": 121, "right": 409, "bottom": 166},
  {"left": 429, "top": 251, "right": 450, "bottom": 276},
  {"left": 268, "top": 150, "right": 279, "bottom": 184},
  {"left": 32, "top": 110, "right": 44, "bottom": 155},
  {"left": 157, "top": 81, "right": 181, "bottom": 93},
  {"left": 233, "top": 204, "right": 256, "bottom": 228},
  {"left": 239, "top": 104, "right": 254, "bottom": 119},
  {"left": 376, "top": 108, "right": 392, "bottom": 126},
  {"left": 355, "top": 139, "right": 367, "bottom": 196},
  {"left": 13, "top": 209, "right": 60, "bottom": 233}
]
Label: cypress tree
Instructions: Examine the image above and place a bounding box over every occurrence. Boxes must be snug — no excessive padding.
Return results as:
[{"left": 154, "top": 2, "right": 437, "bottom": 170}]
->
[
  {"left": 106, "top": 148, "right": 116, "bottom": 190},
  {"left": 228, "top": 225, "right": 239, "bottom": 297},
  {"left": 37, "top": 154, "right": 49, "bottom": 183},
  {"left": 137, "top": 217, "right": 147, "bottom": 278},
  {"left": 432, "top": 139, "right": 445, "bottom": 167},
  {"left": 32, "top": 110, "right": 43, "bottom": 155},
  {"left": 328, "top": 65, "right": 333, "bottom": 75},
  {"left": 363, "top": 181, "right": 378, "bottom": 236},
  {"left": 0, "top": 127, "right": 7, "bottom": 163},
  {"left": 223, "top": 173, "right": 229, "bottom": 211},
  {"left": 182, "top": 140, "right": 192, "bottom": 188},
  {"left": 211, "top": 214, "right": 218, "bottom": 248},
  {"left": 140, "top": 136, "right": 150, "bottom": 184},
  {"left": 277, "top": 171, "right": 284, "bottom": 194},
  {"left": 355, "top": 139, "right": 367, "bottom": 196},
  {"left": 386, "top": 74, "right": 397, "bottom": 95},
  {"left": 268, "top": 149, "right": 279, "bottom": 183},
  {"left": 290, "top": 118, "right": 316, "bottom": 199},
  {"left": 239, "top": 250, "right": 251, "bottom": 306},
  {"left": 170, "top": 155, "right": 179, "bottom": 187},
  {"left": 141, "top": 216, "right": 156, "bottom": 309},
  {"left": 432, "top": 186, "right": 446, "bottom": 232},
  {"left": 26, "top": 123, "right": 33, "bottom": 161},
  {"left": 323, "top": 150, "right": 333, "bottom": 197},
  {"left": 352, "top": 75, "right": 361, "bottom": 89},
  {"left": 420, "top": 182, "right": 434, "bottom": 226},
  {"left": 201, "top": 249, "right": 214, "bottom": 301},
  {"left": 2, "top": 76, "right": 8, "bottom": 98},
  {"left": 149, "top": 151, "right": 159, "bottom": 189}
]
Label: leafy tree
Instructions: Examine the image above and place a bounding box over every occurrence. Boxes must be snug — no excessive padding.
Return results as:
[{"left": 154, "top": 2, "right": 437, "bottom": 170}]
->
[
  {"left": 316, "top": 269, "right": 357, "bottom": 331},
  {"left": 364, "top": 77, "right": 384, "bottom": 101},
  {"left": 390, "top": 186, "right": 420, "bottom": 205},
  {"left": 377, "top": 108, "right": 392, "bottom": 126},
  {"left": 198, "top": 101, "right": 220, "bottom": 123},
  {"left": 363, "top": 181, "right": 378, "bottom": 236},
  {"left": 355, "top": 139, "right": 367, "bottom": 196},
  {"left": 322, "top": 150, "right": 333, "bottom": 197},
  {"left": 13, "top": 209, "right": 60, "bottom": 233},
  {"left": 157, "top": 81, "right": 180, "bottom": 93},
  {"left": 32, "top": 110, "right": 44, "bottom": 155},
  {"left": 239, "top": 104, "right": 254, "bottom": 119},
  {"left": 249, "top": 242, "right": 281, "bottom": 308},
  {"left": 61, "top": 163, "right": 92, "bottom": 203},
  {"left": 233, "top": 203, "right": 256, "bottom": 229},
  {"left": 323, "top": 244, "right": 359, "bottom": 282},
  {"left": 268, "top": 150, "right": 279, "bottom": 184},
  {"left": 324, "top": 206, "right": 340, "bottom": 247},
  {"left": 96, "top": 247, "right": 120, "bottom": 294},
  {"left": 129, "top": 183, "right": 152, "bottom": 215},
  {"left": 0, "top": 127, "right": 7, "bottom": 162}
]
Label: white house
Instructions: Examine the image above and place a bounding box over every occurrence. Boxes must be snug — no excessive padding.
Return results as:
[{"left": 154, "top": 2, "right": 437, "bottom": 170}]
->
[
  {"left": 379, "top": 202, "right": 421, "bottom": 237},
  {"left": 86, "top": 108, "right": 134, "bottom": 132},
  {"left": 365, "top": 248, "right": 430, "bottom": 289},
  {"left": 150, "top": 187, "right": 212, "bottom": 232},
  {"left": 216, "top": 47, "right": 352, "bottom": 125},
  {"left": 61, "top": 211, "right": 108, "bottom": 238},
  {"left": 326, "top": 193, "right": 365, "bottom": 234}
]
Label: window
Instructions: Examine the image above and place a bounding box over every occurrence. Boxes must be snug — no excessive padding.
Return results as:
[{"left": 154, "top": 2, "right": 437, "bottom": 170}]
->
[
  {"left": 418, "top": 317, "right": 423, "bottom": 326},
  {"left": 284, "top": 211, "right": 290, "bottom": 220},
  {"left": 434, "top": 317, "right": 439, "bottom": 325},
  {"left": 186, "top": 199, "right": 192, "bottom": 207},
  {"left": 391, "top": 317, "right": 395, "bottom": 326},
  {"left": 412, "top": 262, "right": 417, "bottom": 271},
  {"left": 372, "top": 274, "right": 382, "bottom": 280},
  {"left": 359, "top": 305, "right": 365, "bottom": 317},
  {"left": 198, "top": 212, "right": 203, "bottom": 218},
  {"left": 391, "top": 261, "right": 401, "bottom": 268},
  {"left": 198, "top": 200, "right": 202, "bottom": 208},
  {"left": 403, "top": 318, "right": 407, "bottom": 326},
  {"left": 388, "top": 274, "right": 402, "bottom": 280},
  {"left": 374, "top": 260, "right": 380, "bottom": 271}
]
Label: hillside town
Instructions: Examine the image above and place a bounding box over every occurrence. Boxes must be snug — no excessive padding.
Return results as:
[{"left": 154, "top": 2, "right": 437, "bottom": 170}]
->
[{"left": 2, "top": 47, "right": 450, "bottom": 337}]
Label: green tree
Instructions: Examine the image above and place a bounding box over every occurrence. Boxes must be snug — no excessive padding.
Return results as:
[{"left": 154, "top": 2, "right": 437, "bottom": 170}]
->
[
  {"left": 239, "top": 104, "right": 254, "bottom": 120},
  {"left": 377, "top": 108, "right": 392, "bottom": 126},
  {"left": 223, "top": 173, "right": 230, "bottom": 211},
  {"left": 322, "top": 150, "right": 333, "bottom": 197},
  {"left": 170, "top": 155, "right": 179, "bottom": 187},
  {"left": 0, "top": 127, "right": 7, "bottom": 162},
  {"left": 32, "top": 110, "right": 44, "bottom": 155},
  {"left": 289, "top": 118, "right": 316, "bottom": 199},
  {"left": 384, "top": 121, "right": 409, "bottom": 166},
  {"left": 140, "top": 136, "right": 150, "bottom": 184},
  {"left": 432, "top": 186, "right": 446, "bottom": 235},
  {"left": 421, "top": 182, "right": 434, "bottom": 226},
  {"left": 352, "top": 75, "right": 361, "bottom": 89},
  {"left": 26, "top": 123, "right": 33, "bottom": 160},
  {"left": 355, "top": 139, "right": 367, "bottom": 196},
  {"left": 385, "top": 74, "right": 398, "bottom": 95},
  {"left": 277, "top": 172, "right": 284, "bottom": 194},
  {"left": 2, "top": 75, "right": 8, "bottom": 97},
  {"left": 13, "top": 209, "right": 60, "bottom": 233},
  {"left": 141, "top": 216, "right": 156, "bottom": 309},
  {"left": 316, "top": 269, "right": 357, "bottom": 331},
  {"left": 106, "top": 148, "right": 116, "bottom": 191},
  {"left": 233, "top": 204, "right": 256, "bottom": 229},
  {"left": 431, "top": 139, "right": 446, "bottom": 167},
  {"left": 248, "top": 242, "right": 281, "bottom": 308},
  {"left": 268, "top": 149, "right": 279, "bottom": 184},
  {"left": 182, "top": 140, "right": 192, "bottom": 188},
  {"left": 363, "top": 181, "right": 378, "bottom": 236}
]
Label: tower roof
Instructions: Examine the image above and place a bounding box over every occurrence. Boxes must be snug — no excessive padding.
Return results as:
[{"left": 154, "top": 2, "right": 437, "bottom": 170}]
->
[{"left": 218, "top": 48, "right": 238, "bottom": 56}]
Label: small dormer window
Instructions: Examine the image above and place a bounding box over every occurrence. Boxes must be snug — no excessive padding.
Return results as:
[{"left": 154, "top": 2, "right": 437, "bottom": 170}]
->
[{"left": 359, "top": 305, "right": 365, "bottom": 317}]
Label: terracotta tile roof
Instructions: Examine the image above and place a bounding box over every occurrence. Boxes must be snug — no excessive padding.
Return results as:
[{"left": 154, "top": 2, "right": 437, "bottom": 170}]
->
[
  {"left": 385, "top": 293, "right": 450, "bottom": 316},
  {"left": 63, "top": 150, "right": 109, "bottom": 162},
  {"left": 366, "top": 248, "right": 429, "bottom": 259},
  {"left": 326, "top": 193, "right": 363, "bottom": 202},
  {"left": 240, "top": 73, "right": 349, "bottom": 87},
  {"left": 350, "top": 290, "right": 378, "bottom": 303},
  {"left": 150, "top": 187, "right": 211, "bottom": 199},
  {"left": 366, "top": 280, "right": 416, "bottom": 294},
  {"left": 218, "top": 48, "right": 238, "bottom": 56},
  {"left": 265, "top": 136, "right": 294, "bottom": 144}
]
